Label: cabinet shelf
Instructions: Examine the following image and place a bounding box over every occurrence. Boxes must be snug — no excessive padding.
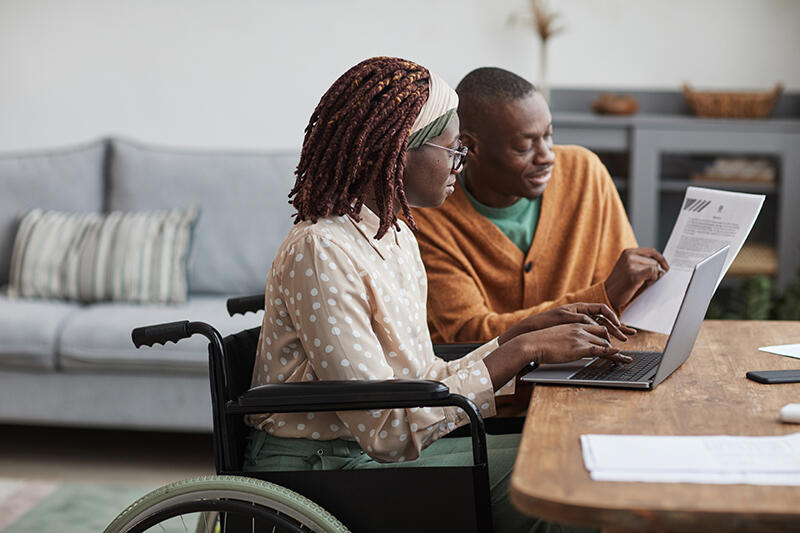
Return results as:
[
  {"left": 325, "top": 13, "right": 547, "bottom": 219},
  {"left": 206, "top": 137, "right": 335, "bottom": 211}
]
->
[
  {"left": 660, "top": 179, "right": 776, "bottom": 194},
  {"left": 553, "top": 100, "right": 800, "bottom": 291},
  {"left": 728, "top": 243, "right": 778, "bottom": 277}
]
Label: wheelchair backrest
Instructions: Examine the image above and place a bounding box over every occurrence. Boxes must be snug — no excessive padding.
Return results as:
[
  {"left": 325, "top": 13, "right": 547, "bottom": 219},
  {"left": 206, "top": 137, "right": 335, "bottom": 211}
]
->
[
  {"left": 221, "top": 327, "right": 261, "bottom": 398},
  {"left": 209, "top": 325, "right": 261, "bottom": 472}
]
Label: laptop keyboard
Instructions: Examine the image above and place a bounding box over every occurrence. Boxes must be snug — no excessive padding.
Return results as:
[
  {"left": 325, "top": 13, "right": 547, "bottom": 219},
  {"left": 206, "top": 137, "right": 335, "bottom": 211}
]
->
[{"left": 570, "top": 351, "right": 663, "bottom": 382}]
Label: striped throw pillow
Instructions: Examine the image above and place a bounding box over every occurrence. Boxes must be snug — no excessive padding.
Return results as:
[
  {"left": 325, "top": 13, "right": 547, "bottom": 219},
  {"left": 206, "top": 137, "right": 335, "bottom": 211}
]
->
[{"left": 8, "top": 208, "right": 198, "bottom": 304}]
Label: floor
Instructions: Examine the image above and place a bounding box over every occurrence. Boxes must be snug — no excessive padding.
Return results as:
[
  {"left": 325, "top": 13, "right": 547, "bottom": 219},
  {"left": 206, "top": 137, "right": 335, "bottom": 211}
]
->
[{"left": 0, "top": 424, "right": 215, "bottom": 486}]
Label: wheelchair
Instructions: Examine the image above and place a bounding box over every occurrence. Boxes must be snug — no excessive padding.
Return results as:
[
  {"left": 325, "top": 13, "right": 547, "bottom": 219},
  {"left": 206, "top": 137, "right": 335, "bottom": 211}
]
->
[{"left": 104, "top": 293, "right": 519, "bottom": 533}]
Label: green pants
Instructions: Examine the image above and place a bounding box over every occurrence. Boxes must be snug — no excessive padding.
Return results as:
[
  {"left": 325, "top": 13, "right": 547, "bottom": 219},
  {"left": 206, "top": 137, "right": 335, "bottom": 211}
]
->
[{"left": 244, "top": 430, "right": 592, "bottom": 533}]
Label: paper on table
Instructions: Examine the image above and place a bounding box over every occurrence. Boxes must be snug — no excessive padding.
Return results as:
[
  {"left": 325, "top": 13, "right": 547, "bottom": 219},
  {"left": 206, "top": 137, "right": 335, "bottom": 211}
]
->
[
  {"left": 622, "top": 187, "right": 764, "bottom": 334},
  {"left": 580, "top": 433, "right": 800, "bottom": 485},
  {"left": 588, "top": 470, "right": 800, "bottom": 485},
  {"left": 758, "top": 344, "right": 800, "bottom": 360}
]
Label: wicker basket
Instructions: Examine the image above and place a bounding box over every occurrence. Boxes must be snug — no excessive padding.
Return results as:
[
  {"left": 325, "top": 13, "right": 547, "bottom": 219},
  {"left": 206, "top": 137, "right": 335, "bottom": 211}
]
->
[
  {"left": 682, "top": 83, "right": 783, "bottom": 119},
  {"left": 591, "top": 93, "right": 639, "bottom": 115}
]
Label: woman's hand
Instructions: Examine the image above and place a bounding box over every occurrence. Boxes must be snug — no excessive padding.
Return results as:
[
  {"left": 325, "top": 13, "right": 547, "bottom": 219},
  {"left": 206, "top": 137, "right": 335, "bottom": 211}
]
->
[
  {"left": 498, "top": 303, "right": 636, "bottom": 345},
  {"left": 484, "top": 322, "right": 633, "bottom": 389},
  {"left": 523, "top": 323, "right": 633, "bottom": 365}
]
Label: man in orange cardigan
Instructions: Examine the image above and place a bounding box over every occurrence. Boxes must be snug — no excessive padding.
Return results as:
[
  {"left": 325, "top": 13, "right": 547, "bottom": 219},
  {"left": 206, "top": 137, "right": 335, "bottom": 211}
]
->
[{"left": 411, "top": 68, "right": 668, "bottom": 343}]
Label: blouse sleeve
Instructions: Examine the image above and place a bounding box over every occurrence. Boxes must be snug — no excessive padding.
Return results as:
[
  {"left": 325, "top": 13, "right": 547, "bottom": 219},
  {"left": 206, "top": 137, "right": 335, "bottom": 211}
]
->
[{"left": 280, "top": 233, "right": 496, "bottom": 462}]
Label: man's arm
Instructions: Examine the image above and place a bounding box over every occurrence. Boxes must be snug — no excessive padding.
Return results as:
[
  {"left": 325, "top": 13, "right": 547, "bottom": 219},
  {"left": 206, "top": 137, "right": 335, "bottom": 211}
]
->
[
  {"left": 594, "top": 162, "right": 668, "bottom": 311},
  {"left": 591, "top": 157, "right": 639, "bottom": 287},
  {"left": 419, "top": 157, "right": 639, "bottom": 343},
  {"left": 419, "top": 237, "right": 618, "bottom": 342}
]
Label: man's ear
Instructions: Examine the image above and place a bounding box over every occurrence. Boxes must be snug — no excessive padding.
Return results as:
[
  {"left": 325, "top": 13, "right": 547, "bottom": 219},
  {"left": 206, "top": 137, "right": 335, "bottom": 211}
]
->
[{"left": 461, "top": 130, "right": 479, "bottom": 160}]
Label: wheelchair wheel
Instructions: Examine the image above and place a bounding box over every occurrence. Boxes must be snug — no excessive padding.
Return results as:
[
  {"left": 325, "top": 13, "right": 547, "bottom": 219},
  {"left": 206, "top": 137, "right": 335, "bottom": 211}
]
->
[{"left": 104, "top": 475, "right": 349, "bottom": 533}]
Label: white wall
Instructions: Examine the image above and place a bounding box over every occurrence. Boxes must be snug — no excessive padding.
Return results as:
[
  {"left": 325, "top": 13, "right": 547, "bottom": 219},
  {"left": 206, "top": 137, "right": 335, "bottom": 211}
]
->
[{"left": 1, "top": 0, "right": 798, "bottom": 151}]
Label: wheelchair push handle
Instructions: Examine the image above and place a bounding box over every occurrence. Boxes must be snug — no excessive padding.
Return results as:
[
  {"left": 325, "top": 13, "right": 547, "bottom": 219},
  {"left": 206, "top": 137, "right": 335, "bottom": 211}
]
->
[
  {"left": 132, "top": 320, "right": 191, "bottom": 348},
  {"left": 226, "top": 293, "right": 265, "bottom": 317},
  {"left": 132, "top": 320, "right": 225, "bottom": 359}
]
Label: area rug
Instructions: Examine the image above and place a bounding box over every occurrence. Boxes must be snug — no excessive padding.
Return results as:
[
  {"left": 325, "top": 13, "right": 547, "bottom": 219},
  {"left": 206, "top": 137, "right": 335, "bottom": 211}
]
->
[{"left": 0, "top": 478, "right": 155, "bottom": 533}]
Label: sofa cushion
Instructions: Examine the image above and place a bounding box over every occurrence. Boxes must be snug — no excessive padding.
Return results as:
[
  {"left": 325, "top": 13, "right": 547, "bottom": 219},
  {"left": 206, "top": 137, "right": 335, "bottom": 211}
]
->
[
  {"left": 108, "top": 139, "right": 297, "bottom": 296},
  {"left": 9, "top": 208, "right": 198, "bottom": 304},
  {"left": 0, "top": 295, "right": 79, "bottom": 369},
  {"left": 58, "top": 295, "right": 264, "bottom": 373},
  {"left": 0, "top": 140, "right": 105, "bottom": 287}
]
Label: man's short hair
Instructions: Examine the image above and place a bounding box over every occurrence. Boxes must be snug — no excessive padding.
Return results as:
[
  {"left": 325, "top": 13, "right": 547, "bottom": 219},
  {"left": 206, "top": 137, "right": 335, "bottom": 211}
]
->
[
  {"left": 456, "top": 67, "right": 537, "bottom": 129},
  {"left": 456, "top": 67, "right": 536, "bottom": 104}
]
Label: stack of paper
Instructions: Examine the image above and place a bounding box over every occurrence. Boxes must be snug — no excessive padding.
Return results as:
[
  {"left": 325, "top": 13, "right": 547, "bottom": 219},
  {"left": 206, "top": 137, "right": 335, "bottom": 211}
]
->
[
  {"left": 622, "top": 187, "right": 764, "bottom": 334},
  {"left": 580, "top": 433, "right": 800, "bottom": 485}
]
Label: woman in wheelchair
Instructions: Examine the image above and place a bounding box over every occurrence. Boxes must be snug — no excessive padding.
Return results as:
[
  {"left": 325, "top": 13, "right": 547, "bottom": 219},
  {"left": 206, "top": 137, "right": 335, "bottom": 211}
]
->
[{"left": 243, "top": 57, "right": 633, "bottom": 533}]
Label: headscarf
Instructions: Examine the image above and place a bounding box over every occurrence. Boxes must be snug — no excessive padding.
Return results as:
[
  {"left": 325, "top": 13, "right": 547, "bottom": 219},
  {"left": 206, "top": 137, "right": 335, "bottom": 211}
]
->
[{"left": 406, "top": 70, "right": 459, "bottom": 149}]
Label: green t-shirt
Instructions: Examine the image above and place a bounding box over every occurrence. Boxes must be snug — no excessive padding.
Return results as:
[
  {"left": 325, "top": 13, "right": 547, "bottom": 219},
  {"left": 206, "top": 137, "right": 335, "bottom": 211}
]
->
[{"left": 461, "top": 178, "right": 541, "bottom": 253}]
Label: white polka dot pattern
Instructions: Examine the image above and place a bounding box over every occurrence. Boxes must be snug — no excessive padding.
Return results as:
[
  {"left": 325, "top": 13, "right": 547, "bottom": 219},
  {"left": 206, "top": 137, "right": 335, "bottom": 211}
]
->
[{"left": 247, "top": 207, "right": 497, "bottom": 462}]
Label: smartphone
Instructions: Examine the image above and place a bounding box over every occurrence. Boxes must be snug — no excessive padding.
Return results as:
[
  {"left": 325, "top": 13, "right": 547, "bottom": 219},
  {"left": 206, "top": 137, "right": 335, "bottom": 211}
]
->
[{"left": 746, "top": 369, "right": 800, "bottom": 384}]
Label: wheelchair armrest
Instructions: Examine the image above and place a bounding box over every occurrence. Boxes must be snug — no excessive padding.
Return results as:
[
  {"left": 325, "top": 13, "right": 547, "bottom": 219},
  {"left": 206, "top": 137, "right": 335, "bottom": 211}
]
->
[
  {"left": 230, "top": 379, "right": 488, "bottom": 466},
  {"left": 234, "top": 379, "right": 448, "bottom": 411},
  {"left": 432, "top": 342, "right": 484, "bottom": 361}
]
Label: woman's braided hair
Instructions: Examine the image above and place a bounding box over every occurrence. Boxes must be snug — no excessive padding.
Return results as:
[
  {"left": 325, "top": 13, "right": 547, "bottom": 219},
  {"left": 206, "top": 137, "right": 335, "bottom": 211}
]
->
[{"left": 289, "top": 57, "right": 430, "bottom": 239}]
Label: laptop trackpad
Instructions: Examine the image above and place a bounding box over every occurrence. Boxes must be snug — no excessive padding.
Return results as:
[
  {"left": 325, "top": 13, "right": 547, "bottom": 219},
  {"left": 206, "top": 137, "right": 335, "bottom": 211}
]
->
[{"left": 522, "top": 357, "right": 594, "bottom": 381}]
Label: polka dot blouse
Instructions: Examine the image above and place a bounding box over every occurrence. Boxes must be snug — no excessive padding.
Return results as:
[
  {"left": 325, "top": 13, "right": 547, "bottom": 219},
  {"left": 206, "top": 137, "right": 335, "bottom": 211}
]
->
[{"left": 246, "top": 206, "right": 499, "bottom": 463}]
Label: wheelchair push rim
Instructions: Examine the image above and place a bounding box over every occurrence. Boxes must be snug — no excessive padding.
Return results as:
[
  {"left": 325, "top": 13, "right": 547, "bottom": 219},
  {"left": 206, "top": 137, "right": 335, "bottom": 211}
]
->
[{"left": 104, "top": 475, "right": 349, "bottom": 533}]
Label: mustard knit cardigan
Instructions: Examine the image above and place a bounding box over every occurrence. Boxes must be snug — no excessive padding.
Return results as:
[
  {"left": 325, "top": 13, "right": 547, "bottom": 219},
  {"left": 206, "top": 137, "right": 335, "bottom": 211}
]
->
[{"left": 411, "top": 145, "right": 637, "bottom": 343}]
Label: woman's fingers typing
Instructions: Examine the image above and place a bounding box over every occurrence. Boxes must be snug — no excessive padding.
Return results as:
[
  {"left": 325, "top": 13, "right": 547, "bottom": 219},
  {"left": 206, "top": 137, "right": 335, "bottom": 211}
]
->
[
  {"left": 524, "top": 322, "right": 629, "bottom": 366},
  {"left": 582, "top": 323, "right": 612, "bottom": 344},
  {"left": 591, "top": 345, "right": 632, "bottom": 364},
  {"left": 579, "top": 324, "right": 633, "bottom": 364}
]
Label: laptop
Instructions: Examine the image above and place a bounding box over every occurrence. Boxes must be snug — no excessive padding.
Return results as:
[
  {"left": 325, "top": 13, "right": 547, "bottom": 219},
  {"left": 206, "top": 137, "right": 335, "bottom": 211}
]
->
[{"left": 521, "top": 245, "right": 729, "bottom": 390}]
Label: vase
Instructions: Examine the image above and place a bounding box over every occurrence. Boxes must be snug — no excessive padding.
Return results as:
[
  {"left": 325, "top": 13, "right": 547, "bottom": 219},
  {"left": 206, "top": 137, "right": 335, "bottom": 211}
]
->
[{"left": 539, "top": 41, "right": 550, "bottom": 104}]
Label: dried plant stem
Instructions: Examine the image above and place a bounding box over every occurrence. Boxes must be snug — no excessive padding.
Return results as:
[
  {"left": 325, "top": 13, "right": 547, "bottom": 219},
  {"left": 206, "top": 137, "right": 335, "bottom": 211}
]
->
[{"left": 540, "top": 41, "right": 549, "bottom": 103}]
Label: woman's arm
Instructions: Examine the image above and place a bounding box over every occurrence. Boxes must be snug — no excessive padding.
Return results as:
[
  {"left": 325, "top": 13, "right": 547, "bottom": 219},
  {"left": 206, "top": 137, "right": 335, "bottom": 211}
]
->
[{"left": 282, "top": 234, "right": 494, "bottom": 462}]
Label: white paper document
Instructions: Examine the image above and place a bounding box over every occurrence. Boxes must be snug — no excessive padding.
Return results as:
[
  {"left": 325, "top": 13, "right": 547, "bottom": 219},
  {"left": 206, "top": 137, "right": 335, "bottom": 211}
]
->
[
  {"left": 580, "top": 432, "right": 800, "bottom": 485},
  {"left": 622, "top": 187, "right": 764, "bottom": 334},
  {"left": 758, "top": 344, "right": 800, "bottom": 360}
]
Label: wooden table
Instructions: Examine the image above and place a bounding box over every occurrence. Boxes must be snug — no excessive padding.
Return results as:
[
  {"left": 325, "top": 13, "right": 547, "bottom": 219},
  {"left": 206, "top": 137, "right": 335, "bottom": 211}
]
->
[{"left": 510, "top": 320, "right": 800, "bottom": 532}]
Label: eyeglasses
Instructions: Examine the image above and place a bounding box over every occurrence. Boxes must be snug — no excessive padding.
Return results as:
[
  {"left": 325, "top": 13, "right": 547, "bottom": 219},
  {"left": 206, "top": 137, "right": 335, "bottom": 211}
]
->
[{"left": 424, "top": 140, "right": 468, "bottom": 174}]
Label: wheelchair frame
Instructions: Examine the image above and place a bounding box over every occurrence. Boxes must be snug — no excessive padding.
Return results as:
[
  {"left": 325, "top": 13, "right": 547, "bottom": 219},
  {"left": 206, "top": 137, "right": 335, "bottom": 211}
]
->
[{"left": 127, "top": 293, "right": 496, "bottom": 532}]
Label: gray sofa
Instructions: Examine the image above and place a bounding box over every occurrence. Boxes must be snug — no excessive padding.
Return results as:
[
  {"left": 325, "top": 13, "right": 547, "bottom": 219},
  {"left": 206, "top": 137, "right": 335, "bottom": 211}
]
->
[{"left": 0, "top": 138, "right": 299, "bottom": 431}]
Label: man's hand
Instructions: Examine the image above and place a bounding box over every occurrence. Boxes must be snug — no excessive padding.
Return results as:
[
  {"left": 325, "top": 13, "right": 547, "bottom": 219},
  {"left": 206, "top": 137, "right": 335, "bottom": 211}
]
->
[
  {"left": 498, "top": 303, "right": 635, "bottom": 345},
  {"left": 604, "top": 248, "right": 669, "bottom": 311}
]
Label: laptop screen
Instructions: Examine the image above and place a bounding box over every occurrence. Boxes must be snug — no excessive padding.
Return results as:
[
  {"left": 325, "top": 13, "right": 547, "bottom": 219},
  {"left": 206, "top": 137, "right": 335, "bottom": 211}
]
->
[{"left": 651, "top": 246, "right": 729, "bottom": 387}]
